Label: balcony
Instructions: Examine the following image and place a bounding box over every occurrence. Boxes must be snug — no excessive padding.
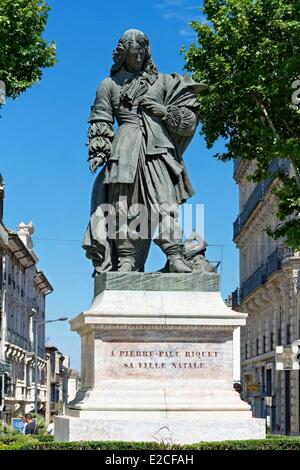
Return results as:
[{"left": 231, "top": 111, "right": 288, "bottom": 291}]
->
[
  {"left": 232, "top": 288, "right": 241, "bottom": 308},
  {"left": 266, "top": 246, "right": 284, "bottom": 277},
  {"left": 242, "top": 264, "right": 267, "bottom": 300},
  {"left": 233, "top": 159, "right": 290, "bottom": 239},
  {"left": 233, "top": 216, "right": 241, "bottom": 240},
  {"left": 232, "top": 246, "right": 296, "bottom": 306},
  {"left": 6, "top": 330, "right": 29, "bottom": 350},
  {"left": 239, "top": 182, "right": 265, "bottom": 228}
]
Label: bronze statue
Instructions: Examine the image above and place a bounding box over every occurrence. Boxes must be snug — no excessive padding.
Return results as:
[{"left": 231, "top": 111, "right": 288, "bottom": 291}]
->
[{"left": 83, "top": 29, "right": 206, "bottom": 274}]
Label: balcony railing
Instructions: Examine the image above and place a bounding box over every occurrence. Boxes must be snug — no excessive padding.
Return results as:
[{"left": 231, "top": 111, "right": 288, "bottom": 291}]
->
[
  {"left": 240, "top": 182, "right": 264, "bottom": 228},
  {"left": 242, "top": 264, "right": 267, "bottom": 299},
  {"left": 7, "top": 330, "right": 29, "bottom": 350},
  {"left": 233, "top": 216, "right": 241, "bottom": 240},
  {"left": 232, "top": 246, "right": 296, "bottom": 306},
  {"left": 233, "top": 159, "right": 290, "bottom": 239},
  {"left": 266, "top": 246, "right": 284, "bottom": 278},
  {"left": 6, "top": 330, "right": 45, "bottom": 358},
  {"left": 232, "top": 288, "right": 241, "bottom": 308}
]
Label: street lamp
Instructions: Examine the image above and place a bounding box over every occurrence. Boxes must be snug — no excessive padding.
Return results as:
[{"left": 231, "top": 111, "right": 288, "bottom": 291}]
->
[{"left": 34, "top": 316, "right": 68, "bottom": 415}]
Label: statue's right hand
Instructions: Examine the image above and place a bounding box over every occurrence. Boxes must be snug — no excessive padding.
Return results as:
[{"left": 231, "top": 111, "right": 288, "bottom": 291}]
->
[{"left": 89, "top": 156, "right": 105, "bottom": 174}]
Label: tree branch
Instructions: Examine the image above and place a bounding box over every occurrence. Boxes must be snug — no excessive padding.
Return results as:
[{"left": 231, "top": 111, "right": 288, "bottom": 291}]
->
[{"left": 254, "top": 94, "right": 300, "bottom": 188}]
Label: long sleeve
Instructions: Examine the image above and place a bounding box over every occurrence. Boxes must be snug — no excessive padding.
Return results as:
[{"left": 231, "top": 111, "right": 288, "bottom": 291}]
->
[
  {"left": 88, "top": 122, "right": 114, "bottom": 162},
  {"left": 88, "top": 78, "right": 115, "bottom": 162}
]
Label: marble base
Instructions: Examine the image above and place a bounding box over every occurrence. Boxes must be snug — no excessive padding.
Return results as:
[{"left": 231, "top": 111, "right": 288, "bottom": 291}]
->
[
  {"left": 55, "top": 414, "right": 265, "bottom": 443},
  {"left": 56, "top": 273, "right": 266, "bottom": 443}
]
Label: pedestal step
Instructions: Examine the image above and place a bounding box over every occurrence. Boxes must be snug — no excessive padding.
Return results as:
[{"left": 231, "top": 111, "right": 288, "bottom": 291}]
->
[{"left": 55, "top": 415, "right": 266, "bottom": 443}]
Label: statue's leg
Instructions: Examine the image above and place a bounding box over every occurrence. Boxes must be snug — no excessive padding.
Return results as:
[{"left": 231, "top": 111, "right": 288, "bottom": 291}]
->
[
  {"left": 108, "top": 182, "right": 138, "bottom": 272},
  {"left": 139, "top": 153, "right": 192, "bottom": 273},
  {"left": 114, "top": 238, "right": 136, "bottom": 272},
  {"left": 153, "top": 209, "right": 192, "bottom": 273}
]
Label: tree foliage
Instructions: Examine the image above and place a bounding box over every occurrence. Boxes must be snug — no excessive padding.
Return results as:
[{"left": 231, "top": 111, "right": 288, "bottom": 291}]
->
[
  {"left": 184, "top": 0, "right": 300, "bottom": 249},
  {"left": 0, "top": 0, "right": 56, "bottom": 100}
]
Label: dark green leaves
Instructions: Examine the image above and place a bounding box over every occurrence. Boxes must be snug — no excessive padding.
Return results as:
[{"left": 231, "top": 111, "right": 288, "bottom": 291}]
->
[
  {"left": 184, "top": 0, "right": 300, "bottom": 248},
  {"left": 0, "top": 0, "right": 56, "bottom": 100}
]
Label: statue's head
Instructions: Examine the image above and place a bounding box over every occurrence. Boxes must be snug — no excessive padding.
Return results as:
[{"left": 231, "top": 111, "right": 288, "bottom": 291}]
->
[{"left": 111, "top": 29, "right": 158, "bottom": 76}]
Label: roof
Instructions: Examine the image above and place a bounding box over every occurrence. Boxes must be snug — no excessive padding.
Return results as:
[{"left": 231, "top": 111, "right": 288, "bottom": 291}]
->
[
  {"left": 6, "top": 230, "right": 53, "bottom": 294},
  {"left": 7, "top": 230, "right": 36, "bottom": 269},
  {"left": 46, "top": 345, "right": 65, "bottom": 360},
  {"left": 34, "top": 270, "right": 53, "bottom": 295},
  {"left": 0, "top": 222, "right": 8, "bottom": 247},
  {"left": 45, "top": 345, "right": 58, "bottom": 352}
]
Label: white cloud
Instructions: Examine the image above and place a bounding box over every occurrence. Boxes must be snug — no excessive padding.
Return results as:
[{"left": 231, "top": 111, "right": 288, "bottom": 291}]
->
[
  {"left": 162, "top": 11, "right": 190, "bottom": 22},
  {"left": 179, "top": 28, "right": 196, "bottom": 38},
  {"left": 154, "top": 1, "right": 205, "bottom": 24},
  {"left": 154, "top": 0, "right": 185, "bottom": 9}
]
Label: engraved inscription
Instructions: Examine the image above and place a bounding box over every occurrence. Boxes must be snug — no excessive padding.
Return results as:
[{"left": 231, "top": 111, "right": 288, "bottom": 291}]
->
[
  {"left": 96, "top": 341, "right": 230, "bottom": 381},
  {"left": 109, "top": 348, "right": 219, "bottom": 370}
]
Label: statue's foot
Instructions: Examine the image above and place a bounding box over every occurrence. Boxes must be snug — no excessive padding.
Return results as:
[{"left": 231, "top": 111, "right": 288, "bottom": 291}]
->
[
  {"left": 117, "top": 257, "right": 135, "bottom": 272},
  {"left": 169, "top": 258, "right": 192, "bottom": 273}
]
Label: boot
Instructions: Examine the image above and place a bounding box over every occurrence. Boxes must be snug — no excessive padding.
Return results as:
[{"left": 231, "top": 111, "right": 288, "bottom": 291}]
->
[
  {"left": 115, "top": 238, "right": 136, "bottom": 272},
  {"left": 168, "top": 254, "right": 192, "bottom": 273},
  {"left": 118, "top": 256, "right": 135, "bottom": 272}
]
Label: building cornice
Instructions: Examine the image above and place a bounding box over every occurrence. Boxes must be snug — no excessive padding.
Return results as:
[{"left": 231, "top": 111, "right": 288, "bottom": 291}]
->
[
  {"left": 242, "top": 350, "right": 275, "bottom": 366},
  {"left": 7, "top": 230, "right": 36, "bottom": 269},
  {"left": 234, "top": 182, "right": 277, "bottom": 245},
  {"left": 0, "top": 221, "right": 8, "bottom": 248},
  {"left": 233, "top": 157, "right": 251, "bottom": 183},
  {"left": 232, "top": 254, "right": 296, "bottom": 312},
  {"left": 33, "top": 270, "right": 53, "bottom": 295},
  {"left": 5, "top": 342, "right": 46, "bottom": 366},
  {"left": 233, "top": 159, "right": 290, "bottom": 242}
]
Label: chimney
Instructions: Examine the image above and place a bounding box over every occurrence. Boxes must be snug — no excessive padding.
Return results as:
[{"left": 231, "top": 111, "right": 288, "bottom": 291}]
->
[{"left": 17, "top": 221, "right": 34, "bottom": 251}]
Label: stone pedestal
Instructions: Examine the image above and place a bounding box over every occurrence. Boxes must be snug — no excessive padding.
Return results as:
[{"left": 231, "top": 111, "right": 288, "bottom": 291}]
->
[{"left": 55, "top": 272, "right": 265, "bottom": 443}]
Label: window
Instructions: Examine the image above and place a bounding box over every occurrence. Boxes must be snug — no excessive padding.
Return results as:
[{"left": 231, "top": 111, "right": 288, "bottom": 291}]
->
[
  {"left": 266, "top": 369, "right": 272, "bottom": 396},
  {"left": 278, "top": 306, "right": 283, "bottom": 346},
  {"left": 286, "top": 324, "right": 291, "bottom": 345},
  {"left": 261, "top": 366, "right": 265, "bottom": 392},
  {"left": 270, "top": 332, "right": 274, "bottom": 351},
  {"left": 277, "top": 328, "right": 282, "bottom": 346},
  {"left": 263, "top": 335, "right": 266, "bottom": 354},
  {"left": 256, "top": 338, "right": 259, "bottom": 356}
]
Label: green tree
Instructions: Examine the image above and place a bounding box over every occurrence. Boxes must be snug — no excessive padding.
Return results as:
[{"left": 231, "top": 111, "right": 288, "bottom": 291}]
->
[
  {"left": 0, "top": 0, "right": 56, "bottom": 101},
  {"left": 184, "top": 0, "right": 300, "bottom": 249}
]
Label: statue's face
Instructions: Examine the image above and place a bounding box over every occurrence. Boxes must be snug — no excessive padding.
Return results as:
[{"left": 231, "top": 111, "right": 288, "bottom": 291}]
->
[{"left": 124, "top": 42, "right": 146, "bottom": 72}]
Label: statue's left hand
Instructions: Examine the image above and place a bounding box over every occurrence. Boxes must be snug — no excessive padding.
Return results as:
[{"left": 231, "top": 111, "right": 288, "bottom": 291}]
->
[
  {"left": 140, "top": 99, "right": 167, "bottom": 118},
  {"left": 89, "top": 155, "right": 105, "bottom": 174}
]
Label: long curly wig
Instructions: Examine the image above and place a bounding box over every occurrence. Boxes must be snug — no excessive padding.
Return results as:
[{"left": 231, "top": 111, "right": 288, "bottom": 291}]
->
[{"left": 110, "top": 29, "right": 158, "bottom": 77}]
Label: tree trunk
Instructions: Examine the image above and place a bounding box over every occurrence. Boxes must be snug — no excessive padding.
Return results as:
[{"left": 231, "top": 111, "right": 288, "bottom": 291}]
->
[{"left": 254, "top": 95, "right": 300, "bottom": 188}]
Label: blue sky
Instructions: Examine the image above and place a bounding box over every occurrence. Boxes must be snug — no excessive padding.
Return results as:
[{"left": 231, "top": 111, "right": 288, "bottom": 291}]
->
[{"left": 0, "top": 0, "right": 239, "bottom": 372}]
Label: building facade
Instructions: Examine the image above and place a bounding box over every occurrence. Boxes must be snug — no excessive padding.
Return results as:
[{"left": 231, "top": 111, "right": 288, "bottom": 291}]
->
[
  {"left": 231, "top": 159, "right": 300, "bottom": 435},
  {"left": 45, "top": 347, "right": 79, "bottom": 415},
  {"left": 0, "top": 178, "right": 53, "bottom": 422}
]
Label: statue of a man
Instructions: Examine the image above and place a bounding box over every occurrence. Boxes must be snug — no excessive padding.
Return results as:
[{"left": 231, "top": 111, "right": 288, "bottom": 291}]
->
[{"left": 83, "top": 29, "right": 206, "bottom": 274}]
